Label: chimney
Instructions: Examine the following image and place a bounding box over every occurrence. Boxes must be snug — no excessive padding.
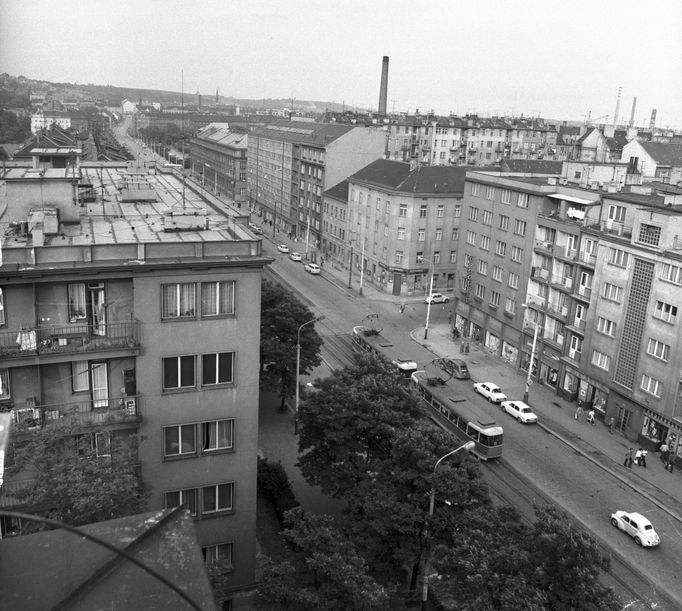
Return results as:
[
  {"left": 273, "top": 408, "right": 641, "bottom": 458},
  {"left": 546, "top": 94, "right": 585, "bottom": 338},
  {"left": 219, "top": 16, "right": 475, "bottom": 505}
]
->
[
  {"left": 378, "top": 56, "right": 389, "bottom": 115},
  {"left": 628, "top": 97, "right": 637, "bottom": 128},
  {"left": 650, "top": 108, "right": 657, "bottom": 130}
]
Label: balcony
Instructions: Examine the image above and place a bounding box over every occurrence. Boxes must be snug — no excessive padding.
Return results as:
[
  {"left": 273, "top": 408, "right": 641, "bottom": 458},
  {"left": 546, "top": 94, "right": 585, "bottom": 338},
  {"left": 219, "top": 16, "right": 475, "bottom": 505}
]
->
[
  {"left": 8, "top": 394, "right": 143, "bottom": 435},
  {"left": 550, "top": 275, "right": 573, "bottom": 291},
  {"left": 533, "top": 240, "right": 554, "bottom": 254},
  {"left": 0, "top": 479, "right": 34, "bottom": 508},
  {"left": 572, "top": 285, "right": 592, "bottom": 301},
  {"left": 531, "top": 266, "right": 550, "bottom": 282},
  {"left": 555, "top": 246, "right": 578, "bottom": 261},
  {"left": 545, "top": 303, "right": 568, "bottom": 320},
  {"left": 578, "top": 250, "right": 596, "bottom": 267},
  {"left": 0, "top": 321, "right": 140, "bottom": 360},
  {"left": 566, "top": 318, "right": 587, "bottom": 334}
]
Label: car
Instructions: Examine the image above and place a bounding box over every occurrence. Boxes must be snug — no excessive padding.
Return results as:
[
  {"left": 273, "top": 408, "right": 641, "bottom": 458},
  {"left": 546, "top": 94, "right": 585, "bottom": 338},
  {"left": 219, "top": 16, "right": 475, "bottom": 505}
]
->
[
  {"left": 248, "top": 223, "right": 263, "bottom": 234},
  {"left": 277, "top": 244, "right": 290, "bottom": 253},
  {"left": 289, "top": 252, "right": 302, "bottom": 262},
  {"left": 610, "top": 511, "right": 660, "bottom": 547},
  {"left": 501, "top": 400, "right": 538, "bottom": 424},
  {"left": 304, "top": 262, "right": 321, "bottom": 275},
  {"left": 473, "top": 382, "right": 507, "bottom": 403},
  {"left": 424, "top": 293, "right": 450, "bottom": 304},
  {"left": 437, "top": 358, "right": 470, "bottom": 379}
]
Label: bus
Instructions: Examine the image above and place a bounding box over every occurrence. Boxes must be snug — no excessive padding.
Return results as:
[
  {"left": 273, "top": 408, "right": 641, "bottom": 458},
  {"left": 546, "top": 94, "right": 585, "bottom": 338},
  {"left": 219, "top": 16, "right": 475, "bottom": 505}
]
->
[
  {"left": 411, "top": 370, "right": 503, "bottom": 460},
  {"left": 351, "top": 325, "right": 417, "bottom": 378}
]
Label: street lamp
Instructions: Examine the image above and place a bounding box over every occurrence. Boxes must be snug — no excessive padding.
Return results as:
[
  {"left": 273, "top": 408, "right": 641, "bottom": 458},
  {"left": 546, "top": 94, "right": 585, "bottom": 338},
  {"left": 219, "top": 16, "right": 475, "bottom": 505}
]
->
[
  {"left": 422, "top": 441, "right": 475, "bottom": 610},
  {"left": 424, "top": 258, "right": 435, "bottom": 339},
  {"left": 521, "top": 303, "right": 541, "bottom": 403},
  {"left": 295, "top": 315, "right": 325, "bottom": 434}
]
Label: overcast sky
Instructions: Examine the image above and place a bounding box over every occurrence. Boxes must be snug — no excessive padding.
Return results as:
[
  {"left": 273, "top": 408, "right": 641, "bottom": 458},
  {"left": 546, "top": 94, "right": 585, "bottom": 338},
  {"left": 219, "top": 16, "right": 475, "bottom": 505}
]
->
[{"left": 2, "top": 0, "right": 682, "bottom": 128}]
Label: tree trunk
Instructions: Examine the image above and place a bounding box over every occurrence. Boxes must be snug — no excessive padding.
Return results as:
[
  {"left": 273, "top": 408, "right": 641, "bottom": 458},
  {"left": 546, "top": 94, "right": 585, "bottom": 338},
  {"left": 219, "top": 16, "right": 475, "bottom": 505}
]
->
[{"left": 409, "top": 558, "right": 421, "bottom": 593}]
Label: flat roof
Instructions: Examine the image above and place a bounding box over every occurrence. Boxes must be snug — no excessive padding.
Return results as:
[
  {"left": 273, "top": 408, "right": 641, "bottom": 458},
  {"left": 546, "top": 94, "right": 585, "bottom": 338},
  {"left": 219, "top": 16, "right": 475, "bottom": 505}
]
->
[{"left": 548, "top": 193, "right": 599, "bottom": 205}]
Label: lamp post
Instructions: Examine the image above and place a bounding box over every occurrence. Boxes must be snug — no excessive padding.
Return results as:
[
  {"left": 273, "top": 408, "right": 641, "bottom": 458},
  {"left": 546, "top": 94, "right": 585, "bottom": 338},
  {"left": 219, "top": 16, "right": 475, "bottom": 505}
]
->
[
  {"left": 422, "top": 441, "right": 475, "bottom": 611},
  {"left": 295, "top": 315, "right": 325, "bottom": 434},
  {"left": 521, "top": 303, "right": 541, "bottom": 404},
  {"left": 424, "top": 258, "right": 435, "bottom": 339}
]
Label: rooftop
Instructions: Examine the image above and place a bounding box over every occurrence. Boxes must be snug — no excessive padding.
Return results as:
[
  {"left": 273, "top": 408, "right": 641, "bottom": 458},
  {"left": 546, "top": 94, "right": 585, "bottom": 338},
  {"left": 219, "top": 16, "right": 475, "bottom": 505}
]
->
[{"left": 349, "top": 159, "right": 467, "bottom": 195}]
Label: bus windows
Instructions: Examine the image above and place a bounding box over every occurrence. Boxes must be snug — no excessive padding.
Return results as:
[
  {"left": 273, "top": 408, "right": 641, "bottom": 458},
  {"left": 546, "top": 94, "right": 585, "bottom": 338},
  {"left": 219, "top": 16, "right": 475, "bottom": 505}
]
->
[{"left": 466, "top": 424, "right": 481, "bottom": 441}]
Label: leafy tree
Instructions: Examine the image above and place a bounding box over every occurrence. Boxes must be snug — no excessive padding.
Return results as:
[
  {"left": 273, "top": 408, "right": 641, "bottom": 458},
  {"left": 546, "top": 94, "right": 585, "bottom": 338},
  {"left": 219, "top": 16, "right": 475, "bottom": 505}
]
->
[
  {"left": 260, "top": 279, "right": 323, "bottom": 410},
  {"left": 9, "top": 425, "right": 148, "bottom": 530},
  {"left": 256, "top": 507, "right": 390, "bottom": 611},
  {"left": 0, "top": 110, "right": 31, "bottom": 144},
  {"left": 296, "top": 353, "right": 422, "bottom": 497}
]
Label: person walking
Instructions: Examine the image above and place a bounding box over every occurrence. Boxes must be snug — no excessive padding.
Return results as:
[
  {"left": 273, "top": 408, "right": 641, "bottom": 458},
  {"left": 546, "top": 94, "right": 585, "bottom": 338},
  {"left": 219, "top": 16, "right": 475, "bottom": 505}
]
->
[
  {"left": 634, "top": 448, "right": 643, "bottom": 466},
  {"left": 608, "top": 417, "right": 615, "bottom": 434},
  {"left": 575, "top": 406, "right": 584, "bottom": 422},
  {"left": 586, "top": 409, "right": 596, "bottom": 425},
  {"left": 665, "top": 453, "right": 674, "bottom": 473},
  {"left": 624, "top": 448, "right": 633, "bottom": 468},
  {"left": 659, "top": 442, "right": 669, "bottom": 464},
  {"left": 640, "top": 449, "right": 648, "bottom": 468}
]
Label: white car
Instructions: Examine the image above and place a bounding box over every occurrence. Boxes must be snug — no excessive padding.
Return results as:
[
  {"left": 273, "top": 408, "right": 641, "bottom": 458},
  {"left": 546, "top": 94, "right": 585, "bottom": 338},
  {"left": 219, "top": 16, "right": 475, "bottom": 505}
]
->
[
  {"left": 304, "top": 262, "right": 321, "bottom": 275},
  {"left": 610, "top": 511, "right": 660, "bottom": 547},
  {"left": 289, "top": 252, "right": 302, "bottom": 262},
  {"left": 424, "top": 293, "right": 450, "bottom": 304},
  {"left": 501, "top": 400, "right": 538, "bottom": 424},
  {"left": 277, "top": 244, "right": 290, "bottom": 253},
  {"left": 473, "top": 382, "right": 507, "bottom": 403},
  {"left": 248, "top": 223, "right": 263, "bottom": 234}
]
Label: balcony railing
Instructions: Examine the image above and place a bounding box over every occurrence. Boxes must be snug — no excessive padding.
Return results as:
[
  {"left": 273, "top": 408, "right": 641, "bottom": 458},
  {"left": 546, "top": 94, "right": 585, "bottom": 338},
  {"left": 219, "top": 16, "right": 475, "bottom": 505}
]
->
[
  {"left": 0, "top": 321, "right": 140, "bottom": 359},
  {"left": 578, "top": 250, "right": 596, "bottom": 266},
  {"left": 573, "top": 285, "right": 592, "bottom": 300},
  {"left": 568, "top": 319, "right": 587, "bottom": 331},
  {"left": 551, "top": 275, "right": 574, "bottom": 290},
  {"left": 534, "top": 240, "right": 554, "bottom": 253},
  {"left": 7, "top": 395, "right": 142, "bottom": 434},
  {"left": 531, "top": 266, "right": 550, "bottom": 281},
  {"left": 0, "top": 479, "right": 35, "bottom": 508},
  {"left": 546, "top": 303, "right": 569, "bottom": 319}
]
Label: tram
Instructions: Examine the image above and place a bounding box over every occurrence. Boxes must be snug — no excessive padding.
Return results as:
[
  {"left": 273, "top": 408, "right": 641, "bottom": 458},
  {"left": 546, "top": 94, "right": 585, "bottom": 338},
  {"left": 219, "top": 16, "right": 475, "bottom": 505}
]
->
[{"left": 351, "top": 325, "right": 417, "bottom": 378}]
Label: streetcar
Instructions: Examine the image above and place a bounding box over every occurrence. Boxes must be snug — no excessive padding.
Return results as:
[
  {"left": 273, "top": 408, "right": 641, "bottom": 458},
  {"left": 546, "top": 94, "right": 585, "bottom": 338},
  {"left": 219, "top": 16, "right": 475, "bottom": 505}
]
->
[
  {"left": 411, "top": 370, "right": 504, "bottom": 460},
  {"left": 351, "top": 325, "right": 418, "bottom": 378}
]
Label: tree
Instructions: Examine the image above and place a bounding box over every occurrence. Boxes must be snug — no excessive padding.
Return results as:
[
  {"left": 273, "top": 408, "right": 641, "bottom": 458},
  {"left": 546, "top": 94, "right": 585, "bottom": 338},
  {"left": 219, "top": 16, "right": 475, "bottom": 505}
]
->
[
  {"left": 260, "top": 279, "right": 323, "bottom": 409},
  {"left": 256, "top": 507, "right": 390, "bottom": 611},
  {"left": 296, "top": 353, "right": 423, "bottom": 497},
  {"left": 9, "top": 425, "right": 148, "bottom": 530}
]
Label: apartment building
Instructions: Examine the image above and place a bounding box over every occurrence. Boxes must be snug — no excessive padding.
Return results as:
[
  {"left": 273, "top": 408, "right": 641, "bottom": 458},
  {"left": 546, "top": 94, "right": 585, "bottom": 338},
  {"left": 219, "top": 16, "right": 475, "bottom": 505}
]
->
[
  {"left": 346, "top": 160, "right": 466, "bottom": 296},
  {"left": 0, "top": 151, "right": 268, "bottom": 609},
  {"left": 247, "top": 120, "right": 385, "bottom": 259},
  {"left": 322, "top": 179, "right": 350, "bottom": 268}
]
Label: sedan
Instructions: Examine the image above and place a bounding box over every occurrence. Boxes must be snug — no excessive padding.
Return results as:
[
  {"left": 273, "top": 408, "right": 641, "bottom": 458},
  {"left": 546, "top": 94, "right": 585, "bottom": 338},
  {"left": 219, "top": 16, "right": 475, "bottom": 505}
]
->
[
  {"left": 501, "top": 400, "right": 538, "bottom": 424},
  {"left": 289, "top": 252, "right": 302, "bottom": 262},
  {"left": 277, "top": 244, "right": 290, "bottom": 253},
  {"left": 610, "top": 511, "right": 660, "bottom": 547},
  {"left": 473, "top": 382, "right": 507, "bottom": 403},
  {"left": 424, "top": 293, "right": 450, "bottom": 304},
  {"left": 304, "top": 263, "right": 321, "bottom": 275}
]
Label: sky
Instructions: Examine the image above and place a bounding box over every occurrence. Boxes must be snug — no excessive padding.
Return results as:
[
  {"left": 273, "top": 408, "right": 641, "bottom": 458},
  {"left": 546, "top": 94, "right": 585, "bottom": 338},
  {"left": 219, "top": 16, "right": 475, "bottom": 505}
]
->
[{"left": 2, "top": 0, "right": 682, "bottom": 128}]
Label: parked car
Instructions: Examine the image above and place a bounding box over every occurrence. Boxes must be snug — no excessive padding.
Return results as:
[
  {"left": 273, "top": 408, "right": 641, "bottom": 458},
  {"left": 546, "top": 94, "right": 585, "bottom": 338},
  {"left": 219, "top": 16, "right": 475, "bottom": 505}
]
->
[
  {"left": 277, "top": 244, "right": 290, "bottom": 253},
  {"left": 501, "top": 400, "right": 538, "bottom": 424},
  {"left": 424, "top": 293, "right": 450, "bottom": 304},
  {"left": 248, "top": 223, "right": 263, "bottom": 234},
  {"left": 289, "top": 252, "right": 302, "bottom": 262},
  {"left": 610, "top": 511, "right": 660, "bottom": 547},
  {"left": 304, "top": 262, "right": 321, "bottom": 275},
  {"left": 473, "top": 382, "right": 507, "bottom": 403},
  {"left": 437, "top": 358, "right": 470, "bottom": 379}
]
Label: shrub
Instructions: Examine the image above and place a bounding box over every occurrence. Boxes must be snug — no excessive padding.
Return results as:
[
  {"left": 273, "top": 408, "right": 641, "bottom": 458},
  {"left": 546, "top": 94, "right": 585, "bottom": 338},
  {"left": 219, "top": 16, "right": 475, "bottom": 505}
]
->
[{"left": 257, "top": 457, "right": 299, "bottom": 522}]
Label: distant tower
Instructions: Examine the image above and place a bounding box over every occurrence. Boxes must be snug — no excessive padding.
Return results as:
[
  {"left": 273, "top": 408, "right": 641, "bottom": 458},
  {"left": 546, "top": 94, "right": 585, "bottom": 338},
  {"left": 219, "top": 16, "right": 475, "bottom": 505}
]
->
[
  {"left": 628, "top": 97, "right": 637, "bottom": 128},
  {"left": 196, "top": 90, "right": 201, "bottom": 108},
  {"left": 613, "top": 85, "right": 622, "bottom": 127},
  {"left": 215, "top": 88, "right": 219, "bottom": 105},
  {"left": 378, "top": 56, "right": 389, "bottom": 115},
  {"left": 650, "top": 108, "right": 657, "bottom": 130}
]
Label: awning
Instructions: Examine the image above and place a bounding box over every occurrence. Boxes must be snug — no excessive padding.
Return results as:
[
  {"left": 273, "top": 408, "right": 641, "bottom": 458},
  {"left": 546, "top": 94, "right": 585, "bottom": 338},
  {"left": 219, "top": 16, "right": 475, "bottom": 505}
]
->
[{"left": 548, "top": 193, "right": 598, "bottom": 205}]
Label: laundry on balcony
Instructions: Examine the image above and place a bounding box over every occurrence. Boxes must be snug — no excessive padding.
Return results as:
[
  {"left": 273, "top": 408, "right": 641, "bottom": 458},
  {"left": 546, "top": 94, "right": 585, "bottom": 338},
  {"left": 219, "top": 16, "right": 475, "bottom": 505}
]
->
[{"left": 16, "top": 329, "right": 37, "bottom": 351}]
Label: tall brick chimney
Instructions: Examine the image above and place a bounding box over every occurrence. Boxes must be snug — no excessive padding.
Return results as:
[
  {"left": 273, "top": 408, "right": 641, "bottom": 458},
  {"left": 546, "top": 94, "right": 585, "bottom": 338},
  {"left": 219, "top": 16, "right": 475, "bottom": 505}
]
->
[{"left": 378, "top": 56, "right": 389, "bottom": 115}]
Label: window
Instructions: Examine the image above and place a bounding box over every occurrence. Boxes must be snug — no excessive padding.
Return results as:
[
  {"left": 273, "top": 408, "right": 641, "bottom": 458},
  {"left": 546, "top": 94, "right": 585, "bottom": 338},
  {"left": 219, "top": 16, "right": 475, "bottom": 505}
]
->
[
  {"left": 419, "top": 204, "right": 428, "bottom": 217},
  {"left": 202, "top": 482, "right": 234, "bottom": 514},
  {"left": 517, "top": 192, "right": 529, "bottom": 208},
  {"left": 475, "top": 284, "right": 485, "bottom": 300},
  {"left": 492, "top": 265, "right": 503, "bottom": 282},
  {"left": 201, "top": 281, "right": 235, "bottom": 316},
  {"left": 450, "top": 251, "right": 457, "bottom": 264},
  {"left": 454, "top": 205, "right": 461, "bottom": 218},
  {"left": 452, "top": 228, "right": 459, "bottom": 240},
  {"left": 163, "top": 355, "right": 196, "bottom": 389},
  {"left": 495, "top": 240, "right": 506, "bottom": 256},
  {"left": 508, "top": 272, "right": 519, "bottom": 289},
  {"left": 596, "top": 317, "right": 616, "bottom": 337},
  {"left": 0, "top": 288, "right": 4, "bottom": 326},
  {"left": 385, "top": 201, "right": 391, "bottom": 214},
  {"left": 637, "top": 224, "right": 661, "bottom": 247},
  {"left": 202, "top": 419, "right": 235, "bottom": 451},
  {"left": 485, "top": 185, "right": 495, "bottom": 200},
  {"left": 489, "top": 291, "right": 500, "bottom": 307},
  {"left": 416, "top": 252, "right": 424, "bottom": 264},
  {"left": 396, "top": 227, "right": 406, "bottom": 241},
  {"left": 478, "top": 260, "right": 488, "bottom": 275},
  {"left": 437, "top": 205, "right": 444, "bottom": 217},
  {"left": 418, "top": 229, "right": 426, "bottom": 241},
  {"left": 395, "top": 251, "right": 404, "bottom": 264},
  {"left": 162, "top": 283, "right": 196, "bottom": 319},
  {"left": 480, "top": 235, "right": 490, "bottom": 251},
  {"left": 640, "top": 374, "right": 662, "bottom": 398},
  {"left": 591, "top": 350, "right": 611, "bottom": 371},
  {"left": 202, "top": 352, "right": 234, "bottom": 385},
  {"left": 608, "top": 205, "right": 626, "bottom": 223},
  {"left": 511, "top": 246, "right": 523, "bottom": 263},
  {"left": 602, "top": 283, "right": 623, "bottom": 303},
  {"left": 466, "top": 231, "right": 476, "bottom": 245},
  {"left": 0, "top": 369, "right": 10, "bottom": 401},
  {"left": 471, "top": 183, "right": 480, "bottom": 196},
  {"left": 504, "top": 297, "right": 516, "bottom": 315},
  {"left": 654, "top": 300, "right": 677, "bottom": 323},
  {"left": 501, "top": 189, "right": 512, "bottom": 204},
  {"left": 164, "top": 488, "right": 198, "bottom": 516},
  {"left": 435, "top": 229, "right": 442, "bottom": 241},
  {"left": 609, "top": 248, "right": 629, "bottom": 267},
  {"left": 661, "top": 263, "right": 682, "bottom": 285},
  {"left": 469, "top": 207, "right": 479, "bottom": 221},
  {"left": 68, "top": 283, "right": 87, "bottom": 321},
  {"left": 498, "top": 215, "right": 509, "bottom": 230},
  {"left": 72, "top": 361, "right": 90, "bottom": 392},
  {"left": 94, "top": 432, "right": 111, "bottom": 457},
  {"left": 482, "top": 210, "right": 493, "bottom": 225},
  {"left": 164, "top": 424, "right": 197, "bottom": 457},
  {"left": 647, "top": 338, "right": 670, "bottom": 361},
  {"left": 203, "top": 543, "right": 233, "bottom": 568},
  {"left": 514, "top": 219, "right": 527, "bottom": 236},
  {"left": 399, "top": 204, "right": 407, "bottom": 217}
]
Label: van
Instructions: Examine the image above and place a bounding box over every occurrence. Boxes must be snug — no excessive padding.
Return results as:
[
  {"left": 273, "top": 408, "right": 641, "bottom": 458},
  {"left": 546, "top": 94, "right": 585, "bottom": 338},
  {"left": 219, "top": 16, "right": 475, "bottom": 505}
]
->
[{"left": 438, "top": 358, "right": 470, "bottom": 379}]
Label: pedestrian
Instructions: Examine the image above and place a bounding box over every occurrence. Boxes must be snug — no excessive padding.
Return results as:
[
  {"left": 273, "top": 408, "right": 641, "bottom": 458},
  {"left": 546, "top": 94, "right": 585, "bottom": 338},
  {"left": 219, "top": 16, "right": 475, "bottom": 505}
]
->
[
  {"left": 624, "top": 448, "right": 633, "bottom": 468},
  {"left": 665, "top": 453, "right": 674, "bottom": 473},
  {"left": 640, "top": 449, "right": 648, "bottom": 468},
  {"left": 320, "top": 257, "right": 324, "bottom": 268},
  {"left": 634, "top": 448, "right": 643, "bottom": 466},
  {"left": 608, "top": 417, "right": 615, "bottom": 434},
  {"left": 399, "top": 303, "right": 405, "bottom": 314},
  {"left": 586, "top": 409, "right": 596, "bottom": 425},
  {"left": 575, "top": 406, "right": 584, "bottom": 422},
  {"left": 659, "top": 442, "right": 669, "bottom": 464}
]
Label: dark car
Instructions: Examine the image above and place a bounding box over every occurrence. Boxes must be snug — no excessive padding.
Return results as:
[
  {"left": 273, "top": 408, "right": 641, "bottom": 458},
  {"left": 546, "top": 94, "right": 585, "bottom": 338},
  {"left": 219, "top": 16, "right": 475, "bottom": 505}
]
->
[{"left": 438, "top": 358, "right": 470, "bottom": 379}]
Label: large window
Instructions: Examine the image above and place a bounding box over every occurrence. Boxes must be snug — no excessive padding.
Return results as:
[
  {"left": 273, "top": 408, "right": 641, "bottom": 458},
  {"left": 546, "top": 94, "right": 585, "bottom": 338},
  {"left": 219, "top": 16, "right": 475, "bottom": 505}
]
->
[
  {"left": 596, "top": 317, "right": 616, "bottom": 337},
  {"left": 202, "top": 353, "right": 234, "bottom": 385},
  {"left": 469, "top": 207, "right": 479, "bottom": 221},
  {"left": 517, "top": 192, "right": 529, "bottom": 208},
  {"left": 164, "top": 424, "right": 197, "bottom": 457},
  {"left": 640, "top": 374, "right": 662, "bottom": 398},
  {"left": 608, "top": 248, "right": 629, "bottom": 267},
  {"left": 498, "top": 215, "right": 509, "bottom": 230},
  {"left": 0, "top": 369, "right": 10, "bottom": 401},
  {"left": 162, "top": 283, "right": 196, "bottom": 319},
  {"left": 501, "top": 189, "right": 512, "bottom": 204},
  {"left": 511, "top": 246, "right": 523, "bottom": 263},
  {"left": 602, "top": 283, "right": 623, "bottom": 303},
  {"left": 485, "top": 185, "right": 495, "bottom": 200},
  {"left": 163, "top": 355, "right": 196, "bottom": 389},
  {"left": 201, "top": 281, "right": 235, "bottom": 316},
  {"left": 661, "top": 263, "right": 682, "bottom": 285},
  {"left": 202, "top": 543, "right": 234, "bottom": 568},
  {"left": 480, "top": 235, "right": 490, "bottom": 251},
  {"left": 482, "top": 210, "right": 493, "bottom": 225},
  {"left": 637, "top": 224, "right": 661, "bottom": 247},
  {"left": 654, "top": 300, "right": 678, "bottom": 323},
  {"left": 647, "top": 338, "right": 670, "bottom": 361},
  {"left": 471, "top": 183, "right": 480, "bottom": 197},
  {"left": 202, "top": 419, "right": 235, "bottom": 452},
  {"left": 495, "top": 240, "right": 506, "bottom": 257},
  {"left": 514, "top": 219, "right": 527, "bottom": 236},
  {"left": 591, "top": 350, "right": 611, "bottom": 371},
  {"left": 164, "top": 488, "right": 198, "bottom": 516},
  {"left": 68, "top": 283, "right": 87, "bottom": 321},
  {"left": 202, "top": 483, "right": 234, "bottom": 514},
  {"left": 608, "top": 205, "right": 626, "bottom": 223}
]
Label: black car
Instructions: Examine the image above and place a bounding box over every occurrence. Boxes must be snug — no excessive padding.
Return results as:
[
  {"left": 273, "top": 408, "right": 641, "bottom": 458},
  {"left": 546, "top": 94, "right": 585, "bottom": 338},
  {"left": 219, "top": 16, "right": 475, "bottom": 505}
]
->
[{"left": 438, "top": 358, "right": 470, "bottom": 379}]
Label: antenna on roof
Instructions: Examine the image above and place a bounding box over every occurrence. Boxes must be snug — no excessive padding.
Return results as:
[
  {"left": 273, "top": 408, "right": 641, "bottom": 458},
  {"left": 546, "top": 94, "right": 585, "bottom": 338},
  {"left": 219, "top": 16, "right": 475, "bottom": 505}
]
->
[{"left": 181, "top": 70, "right": 186, "bottom": 211}]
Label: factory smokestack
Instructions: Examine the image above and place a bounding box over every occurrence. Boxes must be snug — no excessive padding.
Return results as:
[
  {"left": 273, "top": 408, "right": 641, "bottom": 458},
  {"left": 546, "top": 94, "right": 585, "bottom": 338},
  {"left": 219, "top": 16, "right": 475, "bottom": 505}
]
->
[
  {"left": 649, "top": 108, "right": 657, "bottom": 130},
  {"left": 628, "top": 97, "right": 637, "bottom": 128},
  {"left": 613, "top": 85, "right": 622, "bottom": 127},
  {"left": 378, "top": 56, "right": 389, "bottom": 115}
]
